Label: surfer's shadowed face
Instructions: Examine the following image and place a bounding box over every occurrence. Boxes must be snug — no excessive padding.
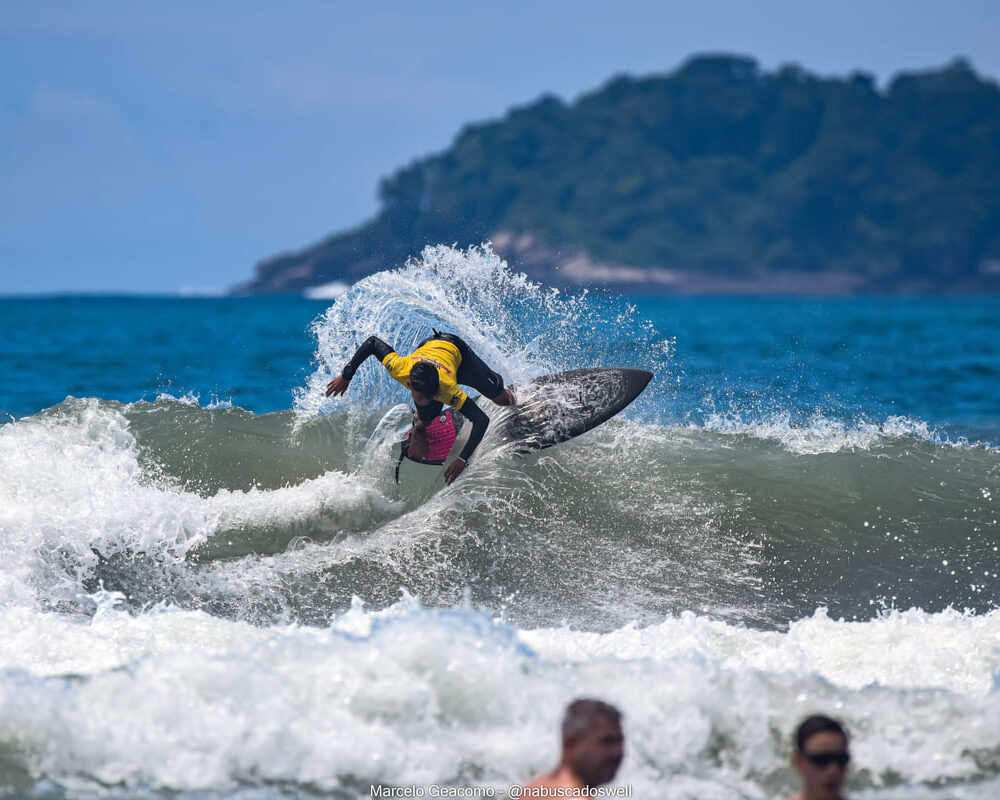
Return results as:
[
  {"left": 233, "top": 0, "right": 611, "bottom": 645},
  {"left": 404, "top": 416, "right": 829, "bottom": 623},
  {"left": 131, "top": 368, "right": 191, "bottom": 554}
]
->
[
  {"left": 408, "top": 386, "right": 431, "bottom": 406},
  {"left": 408, "top": 361, "right": 440, "bottom": 401}
]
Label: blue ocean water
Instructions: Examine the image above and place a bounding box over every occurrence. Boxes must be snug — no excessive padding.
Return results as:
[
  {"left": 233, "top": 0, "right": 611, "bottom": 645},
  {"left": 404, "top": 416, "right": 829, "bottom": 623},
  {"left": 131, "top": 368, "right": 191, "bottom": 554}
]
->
[
  {"left": 0, "top": 295, "right": 326, "bottom": 420},
  {"left": 644, "top": 295, "right": 1000, "bottom": 445},
  {"left": 1, "top": 247, "right": 999, "bottom": 799},
  {"left": 4, "top": 294, "right": 998, "bottom": 443}
]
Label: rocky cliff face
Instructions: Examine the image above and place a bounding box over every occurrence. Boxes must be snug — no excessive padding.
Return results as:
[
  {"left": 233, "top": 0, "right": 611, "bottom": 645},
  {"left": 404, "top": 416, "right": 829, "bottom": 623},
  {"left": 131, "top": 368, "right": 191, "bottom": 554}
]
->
[{"left": 233, "top": 228, "right": 1000, "bottom": 296}]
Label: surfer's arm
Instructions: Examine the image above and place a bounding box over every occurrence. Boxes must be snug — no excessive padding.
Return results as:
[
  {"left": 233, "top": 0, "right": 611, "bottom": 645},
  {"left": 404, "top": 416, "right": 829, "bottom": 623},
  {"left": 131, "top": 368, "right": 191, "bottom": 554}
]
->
[
  {"left": 327, "top": 336, "right": 395, "bottom": 396},
  {"left": 457, "top": 398, "right": 489, "bottom": 462},
  {"left": 443, "top": 400, "right": 488, "bottom": 485},
  {"left": 341, "top": 336, "right": 394, "bottom": 381}
]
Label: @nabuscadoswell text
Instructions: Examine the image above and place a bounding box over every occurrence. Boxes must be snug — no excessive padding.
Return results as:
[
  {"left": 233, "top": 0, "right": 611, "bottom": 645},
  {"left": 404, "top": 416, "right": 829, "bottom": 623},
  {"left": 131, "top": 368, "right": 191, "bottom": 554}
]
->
[{"left": 370, "top": 786, "right": 632, "bottom": 798}]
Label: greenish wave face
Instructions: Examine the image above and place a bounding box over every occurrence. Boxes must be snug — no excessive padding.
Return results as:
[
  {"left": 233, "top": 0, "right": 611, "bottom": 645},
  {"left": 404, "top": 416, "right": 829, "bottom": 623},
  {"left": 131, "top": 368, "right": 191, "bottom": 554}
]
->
[{"left": 16, "top": 393, "right": 988, "bottom": 632}]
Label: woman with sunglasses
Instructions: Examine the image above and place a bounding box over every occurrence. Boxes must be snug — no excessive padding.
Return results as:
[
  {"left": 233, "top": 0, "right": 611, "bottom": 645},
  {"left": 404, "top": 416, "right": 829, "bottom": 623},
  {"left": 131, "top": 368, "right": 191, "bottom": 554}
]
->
[{"left": 790, "top": 715, "right": 851, "bottom": 800}]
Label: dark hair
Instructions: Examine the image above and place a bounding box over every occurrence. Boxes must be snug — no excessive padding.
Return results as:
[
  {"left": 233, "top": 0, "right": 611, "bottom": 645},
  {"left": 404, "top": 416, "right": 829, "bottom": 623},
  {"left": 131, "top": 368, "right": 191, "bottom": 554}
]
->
[
  {"left": 562, "top": 698, "right": 622, "bottom": 743},
  {"left": 409, "top": 361, "right": 440, "bottom": 396},
  {"left": 795, "top": 715, "right": 848, "bottom": 753}
]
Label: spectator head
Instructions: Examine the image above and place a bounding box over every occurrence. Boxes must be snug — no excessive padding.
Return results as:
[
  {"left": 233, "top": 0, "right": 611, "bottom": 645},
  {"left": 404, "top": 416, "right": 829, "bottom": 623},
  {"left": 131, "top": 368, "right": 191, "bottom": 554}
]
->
[
  {"left": 792, "top": 715, "right": 850, "bottom": 800},
  {"left": 560, "top": 699, "right": 624, "bottom": 788}
]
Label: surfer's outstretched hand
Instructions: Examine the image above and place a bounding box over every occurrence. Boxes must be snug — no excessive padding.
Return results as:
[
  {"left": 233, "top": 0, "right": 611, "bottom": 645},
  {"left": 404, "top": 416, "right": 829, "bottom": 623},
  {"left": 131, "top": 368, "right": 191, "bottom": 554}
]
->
[
  {"left": 325, "top": 375, "right": 349, "bottom": 397},
  {"left": 443, "top": 458, "right": 466, "bottom": 485}
]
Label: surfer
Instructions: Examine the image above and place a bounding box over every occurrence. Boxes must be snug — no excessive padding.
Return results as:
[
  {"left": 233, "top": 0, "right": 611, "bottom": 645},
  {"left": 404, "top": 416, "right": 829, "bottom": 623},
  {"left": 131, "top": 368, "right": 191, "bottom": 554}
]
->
[
  {"left": 788, "top": 715, "right": 851, "bottom": 800},
  {"left": 325, "top": 332, "right": 514, "bottom": 484},
  {"left": 524, "top": 698, "right": 625, "bottom": 792}
]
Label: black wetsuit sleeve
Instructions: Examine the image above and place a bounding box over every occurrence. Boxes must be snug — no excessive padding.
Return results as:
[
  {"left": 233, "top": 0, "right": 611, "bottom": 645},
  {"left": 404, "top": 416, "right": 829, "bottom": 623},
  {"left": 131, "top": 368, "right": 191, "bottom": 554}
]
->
[
  {"left": 341, "top": 336, "right": 394, "bottom": 381},
  {"left": 457, "top": 398, "right": 489, "bottom": 462}
]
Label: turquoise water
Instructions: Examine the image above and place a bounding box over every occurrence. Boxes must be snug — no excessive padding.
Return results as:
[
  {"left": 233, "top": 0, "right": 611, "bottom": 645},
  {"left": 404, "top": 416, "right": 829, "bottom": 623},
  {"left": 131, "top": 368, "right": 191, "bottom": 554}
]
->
[{"left": 1, "top": 247, "right": 999, "bottom": 799}]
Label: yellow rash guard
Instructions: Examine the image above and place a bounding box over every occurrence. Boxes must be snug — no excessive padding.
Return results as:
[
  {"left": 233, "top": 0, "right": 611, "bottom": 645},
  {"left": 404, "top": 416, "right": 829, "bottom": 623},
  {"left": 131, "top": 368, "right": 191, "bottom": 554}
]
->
[
  {"left": 339, "top": 334, "right": 500, "bottom": 463},
  {"left": 381, "top": 340, "right": 468, "bottom": 410}
]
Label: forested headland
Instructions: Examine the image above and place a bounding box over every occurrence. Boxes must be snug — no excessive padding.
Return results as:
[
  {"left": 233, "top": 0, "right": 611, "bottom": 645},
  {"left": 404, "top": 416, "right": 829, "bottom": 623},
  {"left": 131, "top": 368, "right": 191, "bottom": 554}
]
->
[{"left": 236, "top": 55, "right": 1000, "bottom": 294}]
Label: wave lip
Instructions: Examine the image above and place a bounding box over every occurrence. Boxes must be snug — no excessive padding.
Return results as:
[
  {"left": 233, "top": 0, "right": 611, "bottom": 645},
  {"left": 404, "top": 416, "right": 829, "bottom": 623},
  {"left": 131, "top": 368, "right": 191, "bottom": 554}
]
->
[
  {"left": 696, "top": 410, "right": 989, "bottom": 454},
  {"left": 0, "top": 398, "right": 399, "bottom": 606},
  {"left": 0, "top": 398, "right": 203, "bottom": 606}
]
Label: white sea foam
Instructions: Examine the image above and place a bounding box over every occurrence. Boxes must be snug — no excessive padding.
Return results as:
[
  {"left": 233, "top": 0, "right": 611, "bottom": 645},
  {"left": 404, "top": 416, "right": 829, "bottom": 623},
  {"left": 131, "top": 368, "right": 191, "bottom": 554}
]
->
[
  {"left": 519, "top": 605, "right": 1000, "bottom": 695},
  {"left": 0, "top": 400, "right": 398, "bottom": 605},
  {"left": 0, "top": 596, "right": 998, "bottom": 797},
  {"left": 698, "top": 410, "right": 966, "bottom": 454},
  {"left": 295, "top": 243, "right": 551, "bottom": 421},
  {"left": 154, "top": 391, "right": 234, "bottom": 409}
]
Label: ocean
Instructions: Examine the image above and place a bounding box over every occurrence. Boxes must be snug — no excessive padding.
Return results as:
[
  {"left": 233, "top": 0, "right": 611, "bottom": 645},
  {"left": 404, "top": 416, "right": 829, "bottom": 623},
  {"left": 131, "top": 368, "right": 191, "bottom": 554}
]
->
[{"left": 1, "top": 244, "right": 998, "bottom": 799}]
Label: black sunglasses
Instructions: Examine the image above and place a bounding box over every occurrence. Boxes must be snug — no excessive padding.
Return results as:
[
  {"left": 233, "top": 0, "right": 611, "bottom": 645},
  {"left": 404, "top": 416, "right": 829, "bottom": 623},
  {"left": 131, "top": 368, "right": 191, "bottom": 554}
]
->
[{"left": 804, "top": 751, "right": 851, "bottom": 768}]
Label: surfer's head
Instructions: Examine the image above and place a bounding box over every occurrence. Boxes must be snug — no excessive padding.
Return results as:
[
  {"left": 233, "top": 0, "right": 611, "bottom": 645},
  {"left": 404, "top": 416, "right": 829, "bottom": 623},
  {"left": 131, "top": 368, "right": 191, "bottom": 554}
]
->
[
  {"left": 792, "top": 715, "right": 850, "bottom": 800},
  {"left": 408, "top": 360, "right": 440, "bottom": 402},
  {"left": 560, "top": 699, "right": 624, "bottom": 788}
]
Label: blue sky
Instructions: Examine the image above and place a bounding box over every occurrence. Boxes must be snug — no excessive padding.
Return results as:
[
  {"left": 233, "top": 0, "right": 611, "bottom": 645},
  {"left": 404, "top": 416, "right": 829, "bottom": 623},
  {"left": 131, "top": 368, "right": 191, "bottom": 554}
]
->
[{"left": 1, "top": 1, "right": 998, "bottom": 294}]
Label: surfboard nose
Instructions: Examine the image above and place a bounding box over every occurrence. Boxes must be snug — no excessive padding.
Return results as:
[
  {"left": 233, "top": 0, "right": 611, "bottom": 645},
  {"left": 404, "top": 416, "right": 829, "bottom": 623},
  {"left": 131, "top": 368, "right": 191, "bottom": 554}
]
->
[{"left": 621, "top": 368, "right": 654, "bottom": 394}]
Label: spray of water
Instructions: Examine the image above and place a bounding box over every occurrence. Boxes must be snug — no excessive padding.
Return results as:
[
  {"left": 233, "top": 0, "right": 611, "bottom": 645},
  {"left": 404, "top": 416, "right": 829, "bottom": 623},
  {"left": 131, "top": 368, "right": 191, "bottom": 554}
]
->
[{"left": 293, "top": 243, "right": 672, "bottom": 422}]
